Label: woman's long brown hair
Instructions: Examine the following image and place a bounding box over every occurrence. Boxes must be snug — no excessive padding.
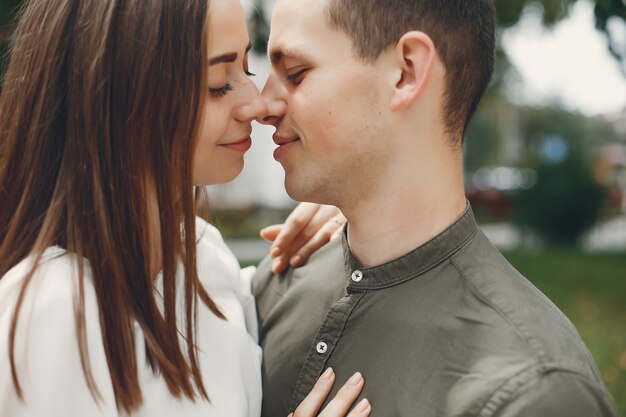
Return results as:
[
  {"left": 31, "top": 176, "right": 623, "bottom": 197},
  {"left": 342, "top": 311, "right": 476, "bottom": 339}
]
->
[{"left": 0, "top": 0, "right": 224, "bottom": 412}]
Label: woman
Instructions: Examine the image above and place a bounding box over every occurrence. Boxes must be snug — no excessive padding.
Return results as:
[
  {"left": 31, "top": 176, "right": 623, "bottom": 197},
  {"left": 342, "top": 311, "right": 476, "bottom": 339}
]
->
[{"left": 0, "top": 0, "right": 369, "bottom": 416}]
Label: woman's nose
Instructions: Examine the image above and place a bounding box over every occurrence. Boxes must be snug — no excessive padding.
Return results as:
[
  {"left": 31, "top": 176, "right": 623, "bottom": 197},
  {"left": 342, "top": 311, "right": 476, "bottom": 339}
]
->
[{"left": 235, "top": 79, "right": 269, "bottom": 122}]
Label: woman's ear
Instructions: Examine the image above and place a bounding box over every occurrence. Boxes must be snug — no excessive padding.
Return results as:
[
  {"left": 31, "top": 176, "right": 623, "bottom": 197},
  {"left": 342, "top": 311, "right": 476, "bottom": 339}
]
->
[{"left": 390, "top": 31, "right": 436, "bottom": 111}]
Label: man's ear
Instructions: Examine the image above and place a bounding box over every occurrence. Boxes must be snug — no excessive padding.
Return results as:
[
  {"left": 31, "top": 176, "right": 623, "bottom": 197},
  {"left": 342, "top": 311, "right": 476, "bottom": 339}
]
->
[{"left": 390, "top": 31, "right": 436, "bottom": 111}]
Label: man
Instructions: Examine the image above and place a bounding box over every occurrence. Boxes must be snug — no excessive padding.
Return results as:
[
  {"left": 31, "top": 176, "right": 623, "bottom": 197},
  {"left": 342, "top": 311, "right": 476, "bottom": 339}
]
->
[{"left": 253, "top": 0, "right": 618, "bottom": 416}]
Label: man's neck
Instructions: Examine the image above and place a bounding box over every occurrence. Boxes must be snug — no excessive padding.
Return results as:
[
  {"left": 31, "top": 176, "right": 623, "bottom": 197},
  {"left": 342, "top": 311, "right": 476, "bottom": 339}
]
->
[{"left": 343, "top": 164, "right": 467, "bottom": 268}]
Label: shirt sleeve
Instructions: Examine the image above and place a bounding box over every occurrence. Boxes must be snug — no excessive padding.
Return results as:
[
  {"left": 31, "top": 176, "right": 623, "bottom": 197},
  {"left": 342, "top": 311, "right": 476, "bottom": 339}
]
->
[
  {"left": 0, "top": 261, "right": 117, "bottom": 417},
  {"left": 488, "top": 370, "right": 618, "bottom": 417}
]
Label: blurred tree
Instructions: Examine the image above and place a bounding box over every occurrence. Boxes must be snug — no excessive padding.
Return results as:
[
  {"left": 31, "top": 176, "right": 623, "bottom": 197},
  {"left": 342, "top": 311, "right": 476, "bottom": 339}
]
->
[
  {"left": 0, "top": 0, "right": 22, "bottom": 28},
  {"left": 0, "top": 0, "right": 22, "bottom": 75},
  {"left": 521, "top": 106, "right": 622, "bottom": 162},
  {"left": 494, "top": 0, "right": 626, "bottom": 75},
  {"left": 515, "top": 152, "right": 607, "bottom": 244},
  {"left": 512, "top": 105, "right": 619, "bottom": 244},
  {"left": 250, "top": 0, "right": 270, "bottom": 55},
  {"left": 464, "top": 98, "right": 501, "bottom": 172}
]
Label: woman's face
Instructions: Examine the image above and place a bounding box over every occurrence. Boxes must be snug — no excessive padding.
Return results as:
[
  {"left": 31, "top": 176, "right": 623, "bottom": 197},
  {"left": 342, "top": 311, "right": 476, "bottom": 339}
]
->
[{"left": 192, "top": 0, "right": 267, "bottom": 185}]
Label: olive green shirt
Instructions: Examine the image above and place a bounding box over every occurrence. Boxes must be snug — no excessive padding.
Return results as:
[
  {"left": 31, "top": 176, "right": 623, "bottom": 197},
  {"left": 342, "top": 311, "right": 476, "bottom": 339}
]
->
[{"left": 253, "top": 206, "right": 617, "bottom": 417}]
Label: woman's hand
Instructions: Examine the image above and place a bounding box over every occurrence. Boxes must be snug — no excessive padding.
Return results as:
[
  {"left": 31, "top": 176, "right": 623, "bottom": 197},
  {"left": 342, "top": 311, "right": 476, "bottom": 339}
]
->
[
  {"left": 291, "top": 368, "right": 371, "bottom": 417},
  {"left": 260, "top": 203, "right": 346, "bottom": 273}
]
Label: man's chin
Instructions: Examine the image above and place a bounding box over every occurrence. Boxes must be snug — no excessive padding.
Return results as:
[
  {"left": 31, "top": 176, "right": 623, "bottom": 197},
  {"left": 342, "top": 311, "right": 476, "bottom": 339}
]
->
[
  {"left": 284, "top": 176, "right": 333, "bottom": 206},
  {"left": 284, "top": 178, "right": 302, "bottom": 201},
  {"left": 284, "top": 175, "right": 311, "bottom": 202}
]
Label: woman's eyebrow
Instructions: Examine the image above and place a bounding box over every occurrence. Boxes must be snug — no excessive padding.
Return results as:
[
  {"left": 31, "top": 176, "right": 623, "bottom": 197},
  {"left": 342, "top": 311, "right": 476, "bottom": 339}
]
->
[{"left": 209, "top": 43, "right": 252, "bottom": 66}]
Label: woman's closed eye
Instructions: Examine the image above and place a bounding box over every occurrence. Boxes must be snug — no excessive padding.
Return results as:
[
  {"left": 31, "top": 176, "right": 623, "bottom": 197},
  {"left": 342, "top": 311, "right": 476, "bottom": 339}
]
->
[
  {"left": 210, "top": 67, "right": 255, "bottom": 98},
  {"left": 209, "top": 83, "right": 233, "bottom": 97}
]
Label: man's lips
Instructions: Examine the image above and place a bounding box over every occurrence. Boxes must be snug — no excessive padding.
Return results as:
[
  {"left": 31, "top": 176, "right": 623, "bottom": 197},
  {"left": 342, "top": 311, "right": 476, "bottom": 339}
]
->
[
  {"left": 273, "top": 135, "right": 300, "bottom": 160},
  {"left": 219, "top": 136, "right": 252, "bottom": 152},
  {"left": 273, "top": 134, "right": 299, "bottom": 146}
]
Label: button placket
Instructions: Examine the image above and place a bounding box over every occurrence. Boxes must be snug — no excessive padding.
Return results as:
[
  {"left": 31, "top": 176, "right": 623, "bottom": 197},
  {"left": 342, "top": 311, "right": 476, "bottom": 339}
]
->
[{"left": 289, "top": 292, "right": 366, "bottom": 412}]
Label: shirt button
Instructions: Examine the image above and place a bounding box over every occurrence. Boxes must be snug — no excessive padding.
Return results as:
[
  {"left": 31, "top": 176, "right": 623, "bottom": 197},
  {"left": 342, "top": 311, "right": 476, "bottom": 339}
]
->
[
  {"left": 351, "top": 270, "right": 364, "bottom": 282},
  {"left": 316, "top": 342, "right": 328, "bottom": 354}
]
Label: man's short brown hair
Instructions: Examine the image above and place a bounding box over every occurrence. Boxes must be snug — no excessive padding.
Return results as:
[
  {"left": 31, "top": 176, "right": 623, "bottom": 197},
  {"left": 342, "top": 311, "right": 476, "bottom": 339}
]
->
[{"left": 326, "top": 0, "right": 496, "bottom": 142}]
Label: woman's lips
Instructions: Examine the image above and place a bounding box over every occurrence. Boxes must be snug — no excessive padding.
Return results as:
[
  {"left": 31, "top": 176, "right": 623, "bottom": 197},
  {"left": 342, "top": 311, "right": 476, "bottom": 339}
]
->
[{"left": 220, "top": 137, "right": 252, "bottom": 152}]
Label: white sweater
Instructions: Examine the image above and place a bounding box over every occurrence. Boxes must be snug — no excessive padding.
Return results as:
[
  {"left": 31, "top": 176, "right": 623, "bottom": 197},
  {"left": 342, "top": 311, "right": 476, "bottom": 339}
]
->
[{"left": 0, "top": 218, "right": 262, "bottom": 417}]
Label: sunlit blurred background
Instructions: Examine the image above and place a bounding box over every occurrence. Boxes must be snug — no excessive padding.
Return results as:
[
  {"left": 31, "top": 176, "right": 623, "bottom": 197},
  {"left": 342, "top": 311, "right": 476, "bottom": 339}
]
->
[{"left": 1, "top": 0, "right": 624, "bottom": 410}]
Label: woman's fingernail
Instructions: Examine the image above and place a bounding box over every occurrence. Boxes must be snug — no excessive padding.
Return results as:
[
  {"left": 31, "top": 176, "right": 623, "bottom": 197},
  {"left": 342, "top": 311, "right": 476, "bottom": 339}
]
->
[
  {"left": 321, "top": 367, "right": 334, "bottom": 381},
  {"left": 348, "top": 372, "right": 363, "bottom": 386},
  {"left": 271, "top": 259, "right": 281, "bottom": 273},
  {"left": 355, "top": 398, "right": 370, "bottom": 413},
  {"left": 271, "top": 246, "right": 281, "bottom": 257},
  {"left": 290, "top": 255, "right": 302, "bottom": 267}
]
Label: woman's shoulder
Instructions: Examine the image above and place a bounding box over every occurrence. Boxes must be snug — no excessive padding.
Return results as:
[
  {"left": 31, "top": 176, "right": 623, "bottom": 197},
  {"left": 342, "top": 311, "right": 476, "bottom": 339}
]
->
[
  {"left": 0, "top": 247, "right": 96, "bottom": 320},
  {"left": 195, "top": 216, "right": 227, "bottom": 246},
  {"left": 2, "top": 247, "right": 72, "bottom": 293},
  {"left": 195, "top": 216, "right": 239, "bottom": 270}
]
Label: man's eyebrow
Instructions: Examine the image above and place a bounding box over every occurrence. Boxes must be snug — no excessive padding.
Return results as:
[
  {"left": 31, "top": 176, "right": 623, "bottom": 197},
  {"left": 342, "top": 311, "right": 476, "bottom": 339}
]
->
[
  {"left": 269, "top": 46, "right": 307, "bottom": 65},
  {"left": 209, "top": 43, "right": 252, "bottom": 66},
  {"left": 269, "top": 48, "right": 283, "bottom": 64}
]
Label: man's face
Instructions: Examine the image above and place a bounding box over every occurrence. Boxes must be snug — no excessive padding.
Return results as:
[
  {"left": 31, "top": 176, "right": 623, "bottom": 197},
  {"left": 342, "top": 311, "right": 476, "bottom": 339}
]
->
[{"left": 261, "top": 0, "right": 392, "bottom": 205}]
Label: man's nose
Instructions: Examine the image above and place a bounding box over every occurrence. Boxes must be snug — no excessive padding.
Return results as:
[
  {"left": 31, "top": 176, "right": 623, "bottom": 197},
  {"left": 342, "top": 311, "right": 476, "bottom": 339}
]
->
[{"left": 257, "top": 73, "right": 287, "bottom": 126}]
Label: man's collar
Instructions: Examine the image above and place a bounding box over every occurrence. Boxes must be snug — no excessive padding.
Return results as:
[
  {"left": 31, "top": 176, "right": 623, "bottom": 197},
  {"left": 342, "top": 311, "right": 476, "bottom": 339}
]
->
[{"left": 341, "top": 203, "right": 478, "bottom": 291}]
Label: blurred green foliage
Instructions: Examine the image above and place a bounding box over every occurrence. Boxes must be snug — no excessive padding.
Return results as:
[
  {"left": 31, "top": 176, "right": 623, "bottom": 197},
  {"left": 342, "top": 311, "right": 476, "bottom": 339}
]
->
[
  {"left": 465, "top": 103, "right": 621, "bottom": 171},
  {"left": 517, "top": 107, "right": 618, "bottom": 244},
  {"left": 515, "top": 155, "right": 607, "bottom": 244},
  {"left": 208, "top": 207, "right": 294, "bottom": 239},
  {"left": 466, "top": 104, "right": 620, "bottom": 244},
  {"left": 0, "top": 0, "right": 19, "bottom": 76},
  {"left": 0, "top": 0, "right": 22, "bottom": 27},
  {"left": 521, "top": 106, "right": 622, "bottom": 155},
  {"left": 496, "top": 0, "right": 574, "bottom": 27},
  {"left": 493, "top": 0, "right": 626, "bottom": 75}
]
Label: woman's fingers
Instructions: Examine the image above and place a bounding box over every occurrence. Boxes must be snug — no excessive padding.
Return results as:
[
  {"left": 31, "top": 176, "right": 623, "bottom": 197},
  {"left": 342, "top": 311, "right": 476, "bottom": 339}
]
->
[
  {"left": 346, "top": 399, "right": 371, "bottom": 416},
  {"left": 286, "top": 206, "right": 345, "bottom": 268},
  {"left": 317, "top": 372, "right": 368, "bottom": 417},
  {"left": 259, "top": 224, "right": 282, "bottom": 243},
  {"left": 262, "top": 204, "right": 346, "bottom": 273},
  {"left": 265, "top": 202, "right": 319, "bottom": 259},
  {"left": 292, "top": 368, "right": 336, "bottom": 417},
  {"left": 288, "top": 219, "right": 344, "bottom": 268},
  {"left": 292, "top": 371, "right": 369, "bottom": 417}
]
